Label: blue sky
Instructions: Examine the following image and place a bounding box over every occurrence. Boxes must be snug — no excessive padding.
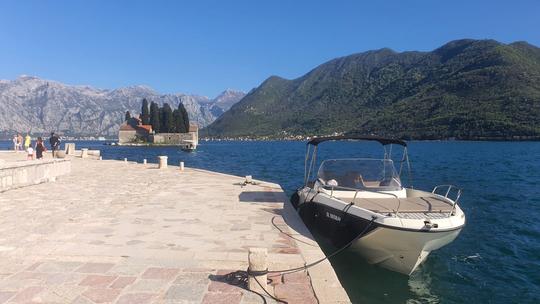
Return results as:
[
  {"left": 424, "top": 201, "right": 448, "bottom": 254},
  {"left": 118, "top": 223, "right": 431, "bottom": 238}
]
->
[{"left": 0, "top": 0, "right": 538, "bottom": 97}]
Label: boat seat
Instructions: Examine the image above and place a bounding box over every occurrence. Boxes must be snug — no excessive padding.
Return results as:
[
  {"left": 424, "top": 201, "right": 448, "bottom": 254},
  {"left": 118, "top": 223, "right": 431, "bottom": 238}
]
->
[
  {"left": 350, "top": 196, "right": 454, "bottom": 214},
  {"left": 362, "top": 181, "right": 380, "bottom": 187}
]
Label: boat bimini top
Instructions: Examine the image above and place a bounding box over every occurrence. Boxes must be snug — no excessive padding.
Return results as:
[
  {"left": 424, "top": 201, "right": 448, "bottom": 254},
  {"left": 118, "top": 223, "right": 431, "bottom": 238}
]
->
[
  {"left": 307, "top": 135, "right": 407, "bottom": 147},
  {"left": 304, "top": 135, "right": 412, "bottom": 188}
]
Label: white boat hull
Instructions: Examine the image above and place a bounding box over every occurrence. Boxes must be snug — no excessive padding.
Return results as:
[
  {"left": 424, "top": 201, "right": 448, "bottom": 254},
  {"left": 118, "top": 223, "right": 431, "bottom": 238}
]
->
[
  {"left": 350, "top": 225, "right": 462, "bottom": 275},
  {"left": 295, "top": 186, "right": 465, "bottom": 275}
]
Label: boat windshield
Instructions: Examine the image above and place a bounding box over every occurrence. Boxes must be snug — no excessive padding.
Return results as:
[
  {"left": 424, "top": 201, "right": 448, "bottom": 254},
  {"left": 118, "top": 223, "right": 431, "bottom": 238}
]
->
[{"left": 317, "top": 159, "right": 402, "bottom": 191}]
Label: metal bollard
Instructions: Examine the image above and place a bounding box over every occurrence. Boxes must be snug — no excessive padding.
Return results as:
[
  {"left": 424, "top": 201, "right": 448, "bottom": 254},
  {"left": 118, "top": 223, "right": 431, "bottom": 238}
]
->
[
  {"left": 143, "top": 159, "right": 147, "bottom": 165},
  {"left": 124, "top": 158, "right": 127, "bottom": 163},
  {"left": 248, "top": 248, "right": 268, "bottom": 294},
  {"left": 99, "top": 156, "right": 102, "bottom": 161},
  {"left": 179, "top": 161, "right": 184, "bottom": 171}
]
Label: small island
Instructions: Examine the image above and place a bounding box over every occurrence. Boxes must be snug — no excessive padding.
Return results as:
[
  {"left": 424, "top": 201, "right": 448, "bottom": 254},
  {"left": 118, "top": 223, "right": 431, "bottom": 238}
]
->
[{"left": 118, "top": 98, "right": 198, "bottom": 150}]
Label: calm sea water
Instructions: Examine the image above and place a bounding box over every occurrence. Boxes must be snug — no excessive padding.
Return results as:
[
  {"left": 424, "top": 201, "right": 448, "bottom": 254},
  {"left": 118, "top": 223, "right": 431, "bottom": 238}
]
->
[{"left": 1, "top": 140, "right": 539, "bottom": 303}]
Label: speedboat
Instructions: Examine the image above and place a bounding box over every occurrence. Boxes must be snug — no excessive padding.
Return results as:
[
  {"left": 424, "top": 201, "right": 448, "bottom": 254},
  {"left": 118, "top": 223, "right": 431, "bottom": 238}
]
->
[
  {"left": 181, "top": 145, "right": 196, "bottom": 152},
  {"left": 181, "top": 140, "right": 197, "bottom": 152},
  {"left": 292, "top": 135, "right": 465, "bottom": 275}
]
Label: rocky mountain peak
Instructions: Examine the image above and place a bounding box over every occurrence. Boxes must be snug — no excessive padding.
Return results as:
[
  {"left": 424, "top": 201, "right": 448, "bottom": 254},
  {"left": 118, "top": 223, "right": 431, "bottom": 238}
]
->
[
  {"left": 0, "top": 76, "right": 245, "bottom": 138},
  {"left": 208, "top": 89, "right": 246, "bottom": 117}
]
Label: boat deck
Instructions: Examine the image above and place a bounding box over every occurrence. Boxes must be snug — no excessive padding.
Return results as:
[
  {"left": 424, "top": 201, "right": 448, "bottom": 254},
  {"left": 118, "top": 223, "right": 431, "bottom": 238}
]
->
[{"left": 350, "top": 196, "right": 454, "bottom": 214}]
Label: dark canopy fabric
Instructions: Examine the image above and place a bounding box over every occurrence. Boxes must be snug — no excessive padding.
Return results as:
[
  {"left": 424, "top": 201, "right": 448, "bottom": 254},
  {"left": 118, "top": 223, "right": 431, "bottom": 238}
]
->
[{"left": 307, "top": 135, "right": 407, "bottom": 147}]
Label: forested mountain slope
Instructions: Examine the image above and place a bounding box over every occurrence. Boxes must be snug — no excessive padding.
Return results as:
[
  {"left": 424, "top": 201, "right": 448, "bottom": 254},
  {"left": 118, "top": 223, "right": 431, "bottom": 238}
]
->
[{"left": 206, "top": 39, "right": 540, "bottom": 139}]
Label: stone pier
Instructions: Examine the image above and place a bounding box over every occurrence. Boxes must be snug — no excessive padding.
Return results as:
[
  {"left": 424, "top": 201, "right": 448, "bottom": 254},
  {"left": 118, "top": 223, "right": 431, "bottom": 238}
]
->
[{"left": 0, "top": 152, "right": 350, "bottom": 303}]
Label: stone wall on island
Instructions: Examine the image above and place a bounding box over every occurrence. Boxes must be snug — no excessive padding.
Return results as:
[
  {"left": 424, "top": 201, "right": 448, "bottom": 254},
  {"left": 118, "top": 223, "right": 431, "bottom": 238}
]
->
[
  {"left": 118, "top": 129, "right": 138, "bottom": 144},
  {"left": 150, "top": 132, "right": 197, "bottom": 145},
  {"left": 117, "top": 121, "right": 199, "bottom": 148}
]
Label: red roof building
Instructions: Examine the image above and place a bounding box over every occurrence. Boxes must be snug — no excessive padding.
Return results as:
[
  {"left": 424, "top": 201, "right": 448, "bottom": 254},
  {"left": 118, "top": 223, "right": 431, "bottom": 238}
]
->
[{"left": 138, "top": 125, "right": 153, "bottom": 133}]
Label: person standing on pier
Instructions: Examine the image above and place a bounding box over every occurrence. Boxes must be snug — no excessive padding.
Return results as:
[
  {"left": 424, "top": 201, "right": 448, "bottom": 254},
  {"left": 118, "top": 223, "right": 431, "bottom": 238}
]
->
[
  {"left": 35, "top": 137, "right": 46, "bottom": 159},
  {"left": 24, "top": 133, "right": 31, "bottom": 150},
  {"left": 17, "top": 134, "right": 23, "bottom": 151},
  {"left": 26, "top": 145, "right": 34, "bottom": 160},
  {"left": 49, "top": 132, "right": 60, "bottom": 158},
  {"left": 12, "top": 135, "right": 17, "bottom": 152}
]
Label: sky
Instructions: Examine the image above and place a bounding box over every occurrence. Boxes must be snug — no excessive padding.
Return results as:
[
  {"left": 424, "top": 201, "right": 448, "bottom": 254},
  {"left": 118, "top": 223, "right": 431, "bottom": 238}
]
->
[{"left": 0, "top": 0, "right": 539, "bottom": 97}]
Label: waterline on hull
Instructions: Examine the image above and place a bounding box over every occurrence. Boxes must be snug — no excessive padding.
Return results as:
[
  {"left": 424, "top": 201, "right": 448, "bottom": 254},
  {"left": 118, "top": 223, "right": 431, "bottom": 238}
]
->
[{"left": 350, "top": 226, "right": 463, "bottom": 275}]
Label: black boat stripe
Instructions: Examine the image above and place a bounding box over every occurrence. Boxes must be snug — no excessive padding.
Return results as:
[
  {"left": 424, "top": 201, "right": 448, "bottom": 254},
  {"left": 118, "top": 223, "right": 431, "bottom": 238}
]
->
[{"left": 310, "top": 201, "right": 465, "bottom": 233}]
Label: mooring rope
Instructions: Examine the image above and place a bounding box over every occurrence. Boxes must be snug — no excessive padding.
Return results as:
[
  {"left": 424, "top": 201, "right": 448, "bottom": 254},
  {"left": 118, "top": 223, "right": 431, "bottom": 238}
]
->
[{"left": 246, "top": 216, "right": 376, "bottom": 303}]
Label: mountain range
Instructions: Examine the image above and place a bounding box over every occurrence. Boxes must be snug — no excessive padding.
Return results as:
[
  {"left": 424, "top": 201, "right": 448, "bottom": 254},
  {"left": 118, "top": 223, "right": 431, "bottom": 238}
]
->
[
  {"left": 205, "top": 39, "right": 540, "bottom": 140},
  {"left": 0, "top": 76, "right": 245, "bottom": 138}
]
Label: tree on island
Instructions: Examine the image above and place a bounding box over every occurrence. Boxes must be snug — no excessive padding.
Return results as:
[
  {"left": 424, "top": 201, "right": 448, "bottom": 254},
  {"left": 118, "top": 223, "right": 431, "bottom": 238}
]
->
[
  {"left": 149, "top": 101, "right": 160, "bottom": 132},
  {"left": 173, "top": 109, "right": 184, "bottom": 133},
  {"left": 141, "top": 98, "right": 150, "bottom": 125},
  {"left": 161, "top": 103, "right": 174, "bottom": 133},
  {"left": 144, "top": 100, "right": 190, "bottom": 134},
  {"left": 125, "top": 111, "right": 131, "bottom": 122},
  {"left": 178, "top": 103, "right": 190, "bottom": 133}
]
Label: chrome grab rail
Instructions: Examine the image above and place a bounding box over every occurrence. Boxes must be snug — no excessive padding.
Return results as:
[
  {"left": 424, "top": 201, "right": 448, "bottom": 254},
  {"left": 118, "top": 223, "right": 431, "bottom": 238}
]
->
[
  {"left": 432, "top": 184, "right": 462, "bottom": 215},
  {"left": 320, "top": 183, "right": 402, "bottom": 216}
]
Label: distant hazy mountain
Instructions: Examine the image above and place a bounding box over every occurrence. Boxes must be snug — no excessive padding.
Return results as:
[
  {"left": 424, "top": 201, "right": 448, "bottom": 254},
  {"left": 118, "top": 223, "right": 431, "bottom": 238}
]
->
[
  {"left": 0, "top": 76, "right": 245, "bottom": 137},
  {"left": 204, "top": 89, "right": 248, "bottom": 117},
  {"left": 206, "top": 39, "right": 540, "bottom": 140}
]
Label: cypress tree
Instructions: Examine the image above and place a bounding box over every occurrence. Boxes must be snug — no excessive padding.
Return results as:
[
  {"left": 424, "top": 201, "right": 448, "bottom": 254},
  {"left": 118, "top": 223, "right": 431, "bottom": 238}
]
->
[
  {"left": 158, "top": 106, "right": 163, "bottom": 132},
  {"left": 178, "top": 103, "right": 190, "bottom": 133},
  {"left": 161, "top": 103, "right": 174, "bottom": 133},
  {"left": 125, "top": 111, "right": 131, "bottom": 122},
  {"left": 176, "top": 106, "right": 186, "bottom": 133},
  {"left": 173, "top": 109, "right": 184, "bottom": 133},
  {"left": 149, "top": 102, "right": 160, "bottom": 133},
  {"left": 141, "top": 98, "right": 150, "bottom": 125}
]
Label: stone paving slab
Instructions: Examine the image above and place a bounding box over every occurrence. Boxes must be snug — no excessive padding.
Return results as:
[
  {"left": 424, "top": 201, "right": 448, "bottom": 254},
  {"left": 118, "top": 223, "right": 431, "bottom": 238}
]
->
[{"left": 0, "top": 152, "right": 350, "bottom": 303}]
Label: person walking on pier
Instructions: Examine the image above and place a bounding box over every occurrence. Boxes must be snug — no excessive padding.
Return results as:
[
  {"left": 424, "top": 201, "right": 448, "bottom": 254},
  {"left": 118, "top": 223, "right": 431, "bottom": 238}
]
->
[
  {"left": 49, "top": 132, "right": 60, "bottom": 158},
  {"left": 35, "top": 137, "right": 46, "bottom": 159}
]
